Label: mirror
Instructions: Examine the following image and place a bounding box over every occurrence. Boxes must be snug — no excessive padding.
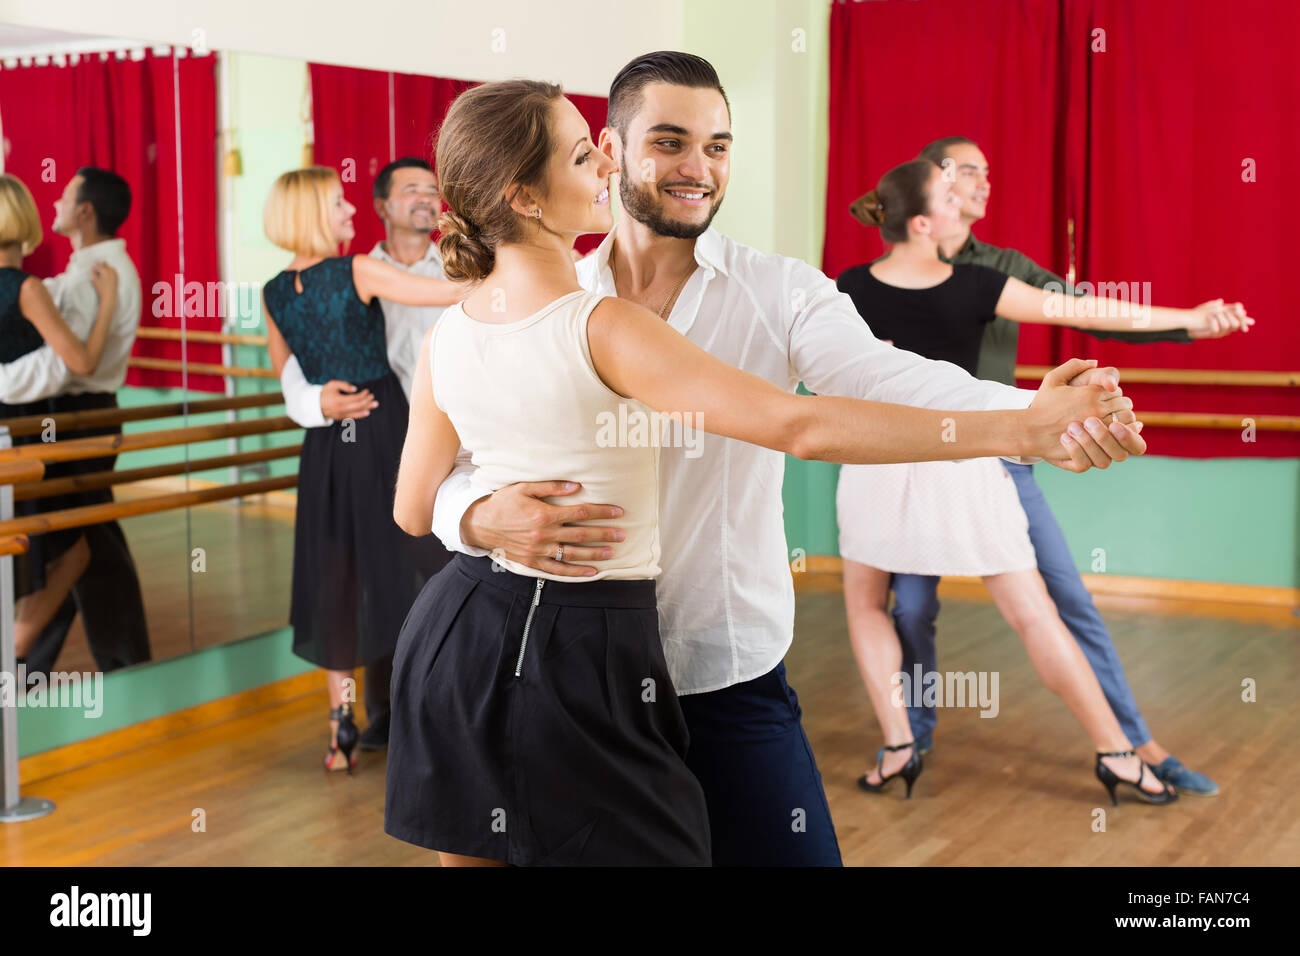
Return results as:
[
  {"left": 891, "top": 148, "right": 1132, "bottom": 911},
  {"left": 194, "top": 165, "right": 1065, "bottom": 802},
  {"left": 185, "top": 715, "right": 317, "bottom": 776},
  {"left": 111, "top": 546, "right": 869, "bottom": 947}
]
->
[{"left": 0, "top": 26, "right": 613, "bottom": 679}]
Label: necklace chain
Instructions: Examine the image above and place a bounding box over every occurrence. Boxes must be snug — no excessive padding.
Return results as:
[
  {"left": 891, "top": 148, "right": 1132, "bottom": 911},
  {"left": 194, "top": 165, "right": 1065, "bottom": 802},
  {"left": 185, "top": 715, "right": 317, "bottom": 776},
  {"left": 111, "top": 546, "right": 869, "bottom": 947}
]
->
[{"left": 609, "top": 243, "right": 695, "bottom": 319}]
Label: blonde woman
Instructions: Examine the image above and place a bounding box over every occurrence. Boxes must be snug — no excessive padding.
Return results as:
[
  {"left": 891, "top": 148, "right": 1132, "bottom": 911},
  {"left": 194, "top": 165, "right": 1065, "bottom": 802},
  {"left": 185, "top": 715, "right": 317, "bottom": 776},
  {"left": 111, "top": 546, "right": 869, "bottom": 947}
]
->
[
  {"left": 0, "top": 173, "right": 118, "bottom": 657},
  {"left": 260, "top": 166, "right": 464, "bottom": 773}
]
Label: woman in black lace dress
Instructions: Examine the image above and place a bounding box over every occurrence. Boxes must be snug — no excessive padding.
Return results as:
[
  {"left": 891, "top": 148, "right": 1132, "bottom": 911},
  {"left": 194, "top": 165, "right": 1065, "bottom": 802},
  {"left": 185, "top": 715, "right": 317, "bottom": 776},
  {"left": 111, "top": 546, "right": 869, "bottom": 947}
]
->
[
  {"left": 260, "top": 166, "right": 464, "bottom": 772},
  {"left": 0, "top": 173, "right": 118, "bottom": 657}
]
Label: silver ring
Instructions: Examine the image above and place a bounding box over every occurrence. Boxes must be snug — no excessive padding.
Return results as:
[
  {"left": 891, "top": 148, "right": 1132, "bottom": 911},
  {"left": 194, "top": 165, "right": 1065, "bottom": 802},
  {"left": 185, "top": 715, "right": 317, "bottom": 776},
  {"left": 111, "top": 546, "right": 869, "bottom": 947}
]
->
[{"left": 555, "top": 545, "right": 564, "bottom": 562}]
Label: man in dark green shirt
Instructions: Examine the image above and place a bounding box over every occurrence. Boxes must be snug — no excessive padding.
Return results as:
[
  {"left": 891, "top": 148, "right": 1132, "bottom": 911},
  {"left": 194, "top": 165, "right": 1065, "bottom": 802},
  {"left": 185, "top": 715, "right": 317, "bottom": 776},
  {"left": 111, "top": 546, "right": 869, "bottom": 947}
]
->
[{"left": 849, "top": 136, "right": 1218, "bottom": 795}]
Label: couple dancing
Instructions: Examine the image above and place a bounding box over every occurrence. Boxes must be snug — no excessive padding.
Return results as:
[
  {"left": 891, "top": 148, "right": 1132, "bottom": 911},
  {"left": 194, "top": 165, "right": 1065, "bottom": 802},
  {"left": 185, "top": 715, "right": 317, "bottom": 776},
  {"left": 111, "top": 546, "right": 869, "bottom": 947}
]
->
[{"left": 383, "top": 52, "right": 1147, "bottom": 867}]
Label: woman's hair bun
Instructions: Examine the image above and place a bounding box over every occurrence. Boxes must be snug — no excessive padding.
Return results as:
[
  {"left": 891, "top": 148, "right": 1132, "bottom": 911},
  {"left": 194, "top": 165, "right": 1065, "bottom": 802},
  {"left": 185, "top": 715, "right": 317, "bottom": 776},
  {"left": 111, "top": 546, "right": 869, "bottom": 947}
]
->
[
  {"left": 849, "top": 189, "right": 887, "bottom": 228},
  {"left": 436, "top": 208, "right": 494, "bottom": 282}
]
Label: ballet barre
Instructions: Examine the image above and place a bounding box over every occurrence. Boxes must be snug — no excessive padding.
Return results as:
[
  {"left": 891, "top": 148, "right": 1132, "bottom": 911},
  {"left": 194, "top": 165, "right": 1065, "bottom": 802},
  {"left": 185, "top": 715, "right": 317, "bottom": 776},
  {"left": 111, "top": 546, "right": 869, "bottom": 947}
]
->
[
  {"left": 128, "top": 356, "right": 278, "bottom": 379},
  {"left": 1015, "top": 366, "right": 1300, "bottom": 388},
  {"left": 134, "top": 327, "right": 268, "bottom": 347}
]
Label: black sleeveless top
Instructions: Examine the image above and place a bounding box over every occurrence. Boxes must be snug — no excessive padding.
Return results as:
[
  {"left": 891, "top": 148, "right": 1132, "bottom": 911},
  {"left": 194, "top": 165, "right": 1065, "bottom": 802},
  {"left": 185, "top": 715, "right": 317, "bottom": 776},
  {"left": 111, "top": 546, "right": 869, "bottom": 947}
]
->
[
  {"left": 262, "top": 255, "right": 392, "bottom": 385},
  {"left": 0, "top": 266, "right": 47, "bottom": 363},
  {"left": 836, "top": 262, "right": 1009, "bottom": 376}
]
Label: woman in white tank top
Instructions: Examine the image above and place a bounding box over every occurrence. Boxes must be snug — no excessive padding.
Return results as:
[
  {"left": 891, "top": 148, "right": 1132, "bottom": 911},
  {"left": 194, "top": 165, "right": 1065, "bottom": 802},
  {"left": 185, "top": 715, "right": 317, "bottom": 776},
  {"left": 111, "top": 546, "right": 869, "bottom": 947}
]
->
[{"left": 382, "top": 80, "right": 1136, "bottom": 868}]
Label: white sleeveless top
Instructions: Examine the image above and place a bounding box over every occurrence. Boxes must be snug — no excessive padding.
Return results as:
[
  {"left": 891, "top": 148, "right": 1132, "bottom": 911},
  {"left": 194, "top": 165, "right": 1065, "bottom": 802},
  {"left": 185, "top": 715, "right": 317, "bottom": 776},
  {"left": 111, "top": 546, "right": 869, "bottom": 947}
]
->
[{"left": 429, "top": 289, "right": 661, "bottom": 581}]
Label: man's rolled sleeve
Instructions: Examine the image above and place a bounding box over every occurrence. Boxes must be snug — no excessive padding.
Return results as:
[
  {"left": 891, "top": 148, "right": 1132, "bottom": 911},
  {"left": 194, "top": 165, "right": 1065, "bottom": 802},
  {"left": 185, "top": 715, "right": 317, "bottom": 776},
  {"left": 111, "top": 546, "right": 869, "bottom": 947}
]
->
[
  {"left": 280, "top": 354, "right": 332, "bottom": 428},
  {"left": 431, "top": 451, "right": 491, "bottom": 556}
]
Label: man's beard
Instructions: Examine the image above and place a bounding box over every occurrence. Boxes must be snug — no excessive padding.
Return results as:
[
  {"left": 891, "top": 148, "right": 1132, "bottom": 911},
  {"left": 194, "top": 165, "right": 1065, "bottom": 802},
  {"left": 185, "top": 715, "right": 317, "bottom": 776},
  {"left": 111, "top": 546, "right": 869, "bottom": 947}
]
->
[{"left": 618, "top": 161, "right": 723, "bottom": 239}]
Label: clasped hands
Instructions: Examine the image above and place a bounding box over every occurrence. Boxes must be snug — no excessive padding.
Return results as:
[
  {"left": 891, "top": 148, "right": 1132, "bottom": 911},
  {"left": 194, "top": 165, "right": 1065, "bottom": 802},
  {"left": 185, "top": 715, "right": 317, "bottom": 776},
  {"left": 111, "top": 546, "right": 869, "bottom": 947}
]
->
[{"left": 1033, "top": 357, "right": 1145, "bottom": 473}]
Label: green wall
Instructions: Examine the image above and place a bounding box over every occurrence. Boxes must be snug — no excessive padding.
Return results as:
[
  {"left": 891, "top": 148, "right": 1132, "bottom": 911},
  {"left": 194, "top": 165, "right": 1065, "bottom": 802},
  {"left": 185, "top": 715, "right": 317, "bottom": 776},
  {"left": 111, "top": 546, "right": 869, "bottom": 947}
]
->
[{"left": 781, "top": 455, "right": 1300, "bottom": 589}]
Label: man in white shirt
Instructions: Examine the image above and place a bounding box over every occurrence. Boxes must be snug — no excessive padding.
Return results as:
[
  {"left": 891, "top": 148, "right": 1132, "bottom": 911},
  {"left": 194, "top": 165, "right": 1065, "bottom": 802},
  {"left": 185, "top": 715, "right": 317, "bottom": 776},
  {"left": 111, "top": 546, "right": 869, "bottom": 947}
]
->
[
  {"left": 278, "top": 157, "right": 450, "bottom": 749},
  {"left": 3, "top": 167, "right": 151, "bottom": 676},
  {"left": 411, "top": 53, "right": 1144, "bottom": 867}
]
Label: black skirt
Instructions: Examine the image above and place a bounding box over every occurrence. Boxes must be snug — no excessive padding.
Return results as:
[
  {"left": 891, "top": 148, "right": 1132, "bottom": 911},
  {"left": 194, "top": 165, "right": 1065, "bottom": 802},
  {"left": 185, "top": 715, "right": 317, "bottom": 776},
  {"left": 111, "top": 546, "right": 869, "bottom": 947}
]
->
[
  {"left": 289, "top": 371, "right": 451, "bottom": 670},
  {"left": 384, "top": 553, "right": 712, "bottom": 866},
  {"left": 2, "top": 392, "right": 119, "bottom": 599}
]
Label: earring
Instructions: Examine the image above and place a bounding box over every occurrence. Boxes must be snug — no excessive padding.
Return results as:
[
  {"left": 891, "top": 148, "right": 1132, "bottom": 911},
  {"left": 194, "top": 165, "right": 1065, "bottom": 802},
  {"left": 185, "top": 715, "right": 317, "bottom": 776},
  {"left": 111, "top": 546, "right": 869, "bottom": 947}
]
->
[{"left": 534, "top": 208, "right": 541, "bottom": 219}]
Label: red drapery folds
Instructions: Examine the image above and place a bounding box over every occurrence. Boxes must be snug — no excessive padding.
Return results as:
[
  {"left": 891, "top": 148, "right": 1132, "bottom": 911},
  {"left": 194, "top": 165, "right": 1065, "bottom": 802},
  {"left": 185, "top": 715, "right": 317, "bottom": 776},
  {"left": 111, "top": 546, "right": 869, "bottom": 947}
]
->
[
  {"left": 308, "top": 63, "right": 610, "bottom": 257},
  {"left": 1059, "top": 0, "right": 1300, "bottom": 457},
  {"left": 0, "top": 48, "right": 222, "bottom": 391},
  {"left": 824, "top": 0, "right": 1298, "bottom": 457}
]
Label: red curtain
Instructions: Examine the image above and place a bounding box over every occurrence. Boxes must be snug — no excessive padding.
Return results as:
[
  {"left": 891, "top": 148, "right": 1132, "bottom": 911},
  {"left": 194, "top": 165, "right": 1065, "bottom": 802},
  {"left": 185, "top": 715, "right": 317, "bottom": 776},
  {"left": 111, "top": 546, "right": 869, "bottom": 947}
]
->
[
  {"left": 308, "top": 63, "right": 610, "bottom": 258},
  {"left": 0, "top": 49, "right": 222, "bottom": 391},
  {"left": 1059, "top": 0, "right": 1300, "bottom": 457},
  {"left": 824, "top": 0, "right": 1298, "bottom": 458}
]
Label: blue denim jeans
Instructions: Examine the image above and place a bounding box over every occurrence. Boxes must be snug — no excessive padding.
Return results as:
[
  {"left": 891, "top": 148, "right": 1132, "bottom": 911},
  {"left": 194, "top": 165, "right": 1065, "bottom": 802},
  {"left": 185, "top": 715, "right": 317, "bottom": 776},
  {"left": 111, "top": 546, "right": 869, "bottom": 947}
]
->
[{"left": 889, "top": 461, "right": 1151, "bottom": 748}]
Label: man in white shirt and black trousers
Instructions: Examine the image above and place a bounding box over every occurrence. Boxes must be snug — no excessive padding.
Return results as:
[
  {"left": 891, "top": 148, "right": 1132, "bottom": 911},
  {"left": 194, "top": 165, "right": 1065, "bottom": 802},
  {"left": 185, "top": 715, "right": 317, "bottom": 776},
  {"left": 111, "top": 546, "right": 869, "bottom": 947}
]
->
[
  {"left": 290, "top": 60, "right": 1141, "bottom": 864},
  {"left": 1, "top": 167, "right": 151, "bottom": 677},
  {"left": 279, "top": 157, "right": 451, "bottom": 751}
]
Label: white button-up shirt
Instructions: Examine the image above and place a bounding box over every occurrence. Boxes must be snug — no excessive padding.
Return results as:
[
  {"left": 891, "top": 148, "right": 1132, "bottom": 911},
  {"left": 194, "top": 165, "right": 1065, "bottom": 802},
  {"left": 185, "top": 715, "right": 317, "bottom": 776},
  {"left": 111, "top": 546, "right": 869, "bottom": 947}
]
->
[
  {"left": 0, "top": 238, "right": 142, "bottom": 402},
  {"left": 431, "top": 227, "right": 1037, "bottom": 695},
  {"left": 279, "top": 241, "right": 446, "bottom": 426}
]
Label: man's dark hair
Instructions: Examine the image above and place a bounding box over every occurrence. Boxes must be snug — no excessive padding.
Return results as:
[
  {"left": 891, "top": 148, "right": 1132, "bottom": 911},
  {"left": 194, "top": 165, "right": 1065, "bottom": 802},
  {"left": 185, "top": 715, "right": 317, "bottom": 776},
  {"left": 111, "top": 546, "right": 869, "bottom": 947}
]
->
[
  {"left": 74, "top": 167, "right": 131, "bottom": 236},
  {"left": 374, "top": 157, "right": 434, "bottom": 200},
  {"left": 917, "top": 136, "right": 977, "bottom": 169},
  {"left": 607, "top": 51, "right": 730, "bottom": 141}
]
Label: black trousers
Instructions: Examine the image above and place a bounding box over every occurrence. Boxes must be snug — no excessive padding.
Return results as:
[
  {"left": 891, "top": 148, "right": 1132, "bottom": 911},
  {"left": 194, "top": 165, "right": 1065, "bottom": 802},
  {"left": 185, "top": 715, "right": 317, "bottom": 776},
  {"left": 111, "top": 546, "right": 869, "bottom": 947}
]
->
[{"left": 22, "top": 391, "right": 150, "bottom": 676}]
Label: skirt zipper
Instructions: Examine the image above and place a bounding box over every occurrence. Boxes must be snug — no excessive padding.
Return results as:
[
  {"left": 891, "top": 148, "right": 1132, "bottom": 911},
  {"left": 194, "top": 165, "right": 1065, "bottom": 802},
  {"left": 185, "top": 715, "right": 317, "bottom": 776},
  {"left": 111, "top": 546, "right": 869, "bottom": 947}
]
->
[{"left": 514, "top": 577, "right": 546, "bottom": 678}]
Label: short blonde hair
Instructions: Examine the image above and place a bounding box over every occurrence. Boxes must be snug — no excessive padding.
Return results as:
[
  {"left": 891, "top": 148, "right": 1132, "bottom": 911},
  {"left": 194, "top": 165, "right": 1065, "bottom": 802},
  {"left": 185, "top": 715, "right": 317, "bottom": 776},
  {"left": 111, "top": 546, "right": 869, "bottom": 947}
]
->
[
  {"left": 0, "top": 174, "right": 43, "bottom": 256},
  {"left": 263, "top": 166, "right": 341, "bottom": 257}
]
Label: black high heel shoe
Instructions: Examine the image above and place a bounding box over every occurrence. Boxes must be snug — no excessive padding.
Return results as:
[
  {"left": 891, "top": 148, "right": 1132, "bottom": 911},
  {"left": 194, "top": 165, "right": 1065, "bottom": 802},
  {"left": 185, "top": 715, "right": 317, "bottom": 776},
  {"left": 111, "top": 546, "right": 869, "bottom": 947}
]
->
[
  {"left": 1095, "top": 750, "right": 1177, "bottom": 806},
  {"left": 858, "top": 741, "right": 922, "bottom": 799},
  {"left": 325, "top": 704, "right": 359, "bottom": 774}
]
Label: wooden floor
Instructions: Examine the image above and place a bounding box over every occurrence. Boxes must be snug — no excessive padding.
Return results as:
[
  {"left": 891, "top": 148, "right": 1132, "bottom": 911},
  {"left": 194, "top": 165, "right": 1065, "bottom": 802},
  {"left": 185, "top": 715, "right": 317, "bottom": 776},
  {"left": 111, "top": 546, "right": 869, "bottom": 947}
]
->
[{"left": 4, "top": 573, "right": 1297, "bottom": 865}]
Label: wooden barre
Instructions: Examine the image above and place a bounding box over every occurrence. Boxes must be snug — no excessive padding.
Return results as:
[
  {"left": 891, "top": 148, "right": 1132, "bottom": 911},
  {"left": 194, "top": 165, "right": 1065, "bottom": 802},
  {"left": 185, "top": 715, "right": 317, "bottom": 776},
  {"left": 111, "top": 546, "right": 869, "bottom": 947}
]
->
[
  {"left": 1138, "top": 412, "right": 1297, "bottom": 431},
  {"left": 0, "top": 534, "right": 29, "bottom": 557},
  {"left": 13, "top": 444, "right": 303, "bottom": 502},
  {"left": 1015, "top": 366, "right": 1300, "bottom": 387},
  {"left": 129, "top": 357, "right": 277, "bottom": 379},
  {"left": 2, "top": 394, "right": 284, "bottom": 439},
  {"left": 0, "top": 459, "right": 45, "bottom": 485},
  {"left": 0, "top": 474, "right": 299, "bottom": 539},
  {"left": 0, "top": 416, "right": 300, "bottom": 467},
  {"left": 0, "top": 391, "right": 284, "bottom": 438},
  {"left": 135, "top": 327, "right": 268, "bottom": 346}
]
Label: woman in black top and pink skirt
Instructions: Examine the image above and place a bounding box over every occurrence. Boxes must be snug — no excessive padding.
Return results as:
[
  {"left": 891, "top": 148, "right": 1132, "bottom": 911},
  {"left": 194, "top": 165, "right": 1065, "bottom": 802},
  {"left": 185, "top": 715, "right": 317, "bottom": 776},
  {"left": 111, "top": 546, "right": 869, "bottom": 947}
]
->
[
  {"left": 0, "top": 173, "right": 118, "bottom": 658},
  {"left": 834, "top": 158, "right": 1251, "bottom": 805}
]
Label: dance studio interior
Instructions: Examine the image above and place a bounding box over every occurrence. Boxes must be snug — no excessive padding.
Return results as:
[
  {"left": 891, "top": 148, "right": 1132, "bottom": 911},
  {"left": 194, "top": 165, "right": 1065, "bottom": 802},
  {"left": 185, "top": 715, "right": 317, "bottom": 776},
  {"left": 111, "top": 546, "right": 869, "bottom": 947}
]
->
[{"left": 0, "top": 0, "right": 1295, "bottom": 904}]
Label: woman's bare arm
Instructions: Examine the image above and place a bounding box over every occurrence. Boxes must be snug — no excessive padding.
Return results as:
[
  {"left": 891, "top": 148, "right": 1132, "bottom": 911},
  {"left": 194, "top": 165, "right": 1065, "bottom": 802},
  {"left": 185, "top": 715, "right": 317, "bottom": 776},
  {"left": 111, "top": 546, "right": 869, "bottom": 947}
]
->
[
  {"left": 996, "top": 275, "right": 1253, "bottom": 336},
  {"left": 18, "top": 267, "right": 117, "bottom": 376},
  {"left": 351, "top": 255, "right": 467, "bottom": 309},
  {"left": 393, "top": 324, "right": 461, "bottom": 535},
  {"left": 586, "top": 297, "right": 1134, "bottom": 469}
]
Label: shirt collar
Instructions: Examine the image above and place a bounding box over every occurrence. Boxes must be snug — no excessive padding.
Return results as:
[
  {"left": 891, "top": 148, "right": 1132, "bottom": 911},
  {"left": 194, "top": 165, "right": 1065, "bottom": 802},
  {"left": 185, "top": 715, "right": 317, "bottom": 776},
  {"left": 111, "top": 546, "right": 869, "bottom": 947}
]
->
[
  {"left": 67, "top": 237, "right": 126, "bottom": 265},
  {"left": 592, "top": 223, "right": 728, "bottom": 283},
  {"left": 369, "top": 239, "right": 440, "bottom": 267},
  {"left": 940, "top": 231, "right": 985, "bottom": 263}
]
